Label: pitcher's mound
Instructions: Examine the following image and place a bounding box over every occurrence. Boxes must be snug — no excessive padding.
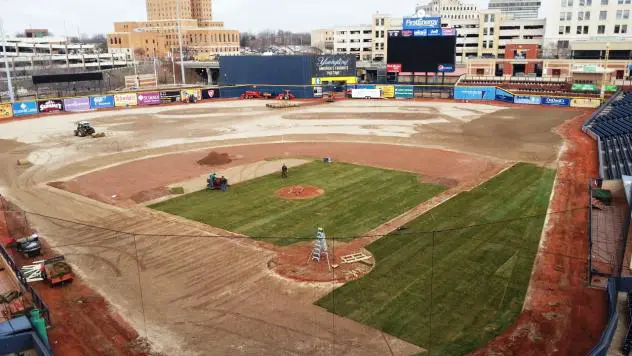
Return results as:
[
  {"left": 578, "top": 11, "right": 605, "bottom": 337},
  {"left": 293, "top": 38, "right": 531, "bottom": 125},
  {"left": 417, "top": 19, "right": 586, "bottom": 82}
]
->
[{"left": 276, "top": 185, "right": 324, "bottom": 200}]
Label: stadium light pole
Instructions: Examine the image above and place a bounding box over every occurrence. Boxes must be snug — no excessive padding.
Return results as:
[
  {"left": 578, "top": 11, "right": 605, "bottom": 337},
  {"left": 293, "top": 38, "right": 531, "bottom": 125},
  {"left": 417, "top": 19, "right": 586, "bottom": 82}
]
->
[
  {"left": 176, "top": 0, "right": 186, "bottom": 85},
  {"left": 0, "top": 17, "right": 15, "bottom": 103}
]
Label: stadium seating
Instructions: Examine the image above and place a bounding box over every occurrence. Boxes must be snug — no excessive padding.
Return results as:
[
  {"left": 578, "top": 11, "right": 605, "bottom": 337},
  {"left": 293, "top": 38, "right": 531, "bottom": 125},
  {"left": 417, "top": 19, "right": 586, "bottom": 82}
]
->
[{"left": 584, "top": 90, "right": 632, "bottom": 179}]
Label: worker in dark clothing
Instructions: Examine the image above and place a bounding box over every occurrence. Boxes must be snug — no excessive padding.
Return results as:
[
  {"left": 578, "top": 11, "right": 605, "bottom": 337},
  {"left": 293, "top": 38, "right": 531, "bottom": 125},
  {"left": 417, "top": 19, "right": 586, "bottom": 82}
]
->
[
  {"left": 220, "top": 176, "right": 228, "bottom": 192},
  {"left": 281, "top": 164, "right": 288, "bottom": 178}
]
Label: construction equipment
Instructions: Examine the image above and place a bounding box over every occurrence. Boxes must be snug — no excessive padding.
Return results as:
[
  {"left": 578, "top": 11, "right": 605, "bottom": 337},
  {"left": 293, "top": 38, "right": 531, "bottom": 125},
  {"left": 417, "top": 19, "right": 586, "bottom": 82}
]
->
[
  {"left": 276, "top": 90, "right": 296, "bottom": 100},
  {"left": 15, "top": 234, "right": 42, "bottom": 258},
  {"left": 240, "top": 91, "right": 273, "bottom": 99},
  {"left": 43, "top": 256, "right": 73, "bottom": 287},
  {"left": 74, "top": 121, "right": 95, "bottom": 137}
]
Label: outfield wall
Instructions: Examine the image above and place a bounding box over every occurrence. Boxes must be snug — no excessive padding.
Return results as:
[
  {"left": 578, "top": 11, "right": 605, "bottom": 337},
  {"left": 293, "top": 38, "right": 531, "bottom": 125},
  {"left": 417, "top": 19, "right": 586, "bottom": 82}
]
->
[
  {"left": 454, "top": 85, "right": 602, "bottom": 108},
  {"left": 0, "top": 83, "right": 603, "bottom": 121}
]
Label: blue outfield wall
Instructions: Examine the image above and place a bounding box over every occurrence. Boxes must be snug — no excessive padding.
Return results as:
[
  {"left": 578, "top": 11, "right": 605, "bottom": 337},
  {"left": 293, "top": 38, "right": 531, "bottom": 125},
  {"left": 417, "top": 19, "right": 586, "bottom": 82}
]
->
[{"left": 219, "top": 56, "right": 313, "bottom": 85}]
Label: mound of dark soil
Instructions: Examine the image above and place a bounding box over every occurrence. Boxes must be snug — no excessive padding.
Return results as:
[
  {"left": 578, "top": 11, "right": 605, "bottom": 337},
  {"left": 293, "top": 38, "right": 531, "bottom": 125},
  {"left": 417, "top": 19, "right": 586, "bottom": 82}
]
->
[{"left": 197, "top": 151, "right": 232, "bottom": 166}]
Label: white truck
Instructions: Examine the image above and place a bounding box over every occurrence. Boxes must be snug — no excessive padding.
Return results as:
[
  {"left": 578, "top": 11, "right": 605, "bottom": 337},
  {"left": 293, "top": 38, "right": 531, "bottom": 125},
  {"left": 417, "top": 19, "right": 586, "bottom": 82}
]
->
[{"left": 351, "top": 88, "right": 382, "bottom": 99}]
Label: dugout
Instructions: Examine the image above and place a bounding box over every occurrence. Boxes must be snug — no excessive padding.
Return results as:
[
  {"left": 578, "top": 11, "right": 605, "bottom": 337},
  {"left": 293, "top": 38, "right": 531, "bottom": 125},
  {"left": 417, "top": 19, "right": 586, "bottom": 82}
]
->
[{"left": 219, "top": 55, "right": 357, "bottom": 98}]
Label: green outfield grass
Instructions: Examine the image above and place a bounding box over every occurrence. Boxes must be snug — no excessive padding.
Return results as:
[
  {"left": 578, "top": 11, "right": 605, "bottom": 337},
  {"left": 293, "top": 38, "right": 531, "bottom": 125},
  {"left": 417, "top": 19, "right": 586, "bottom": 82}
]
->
[
  {"left": 150, "top": 161, "right": 445, "bottom": 245},
  {"left": 315, "top": 163, "right": 556, "bottom": 355}
]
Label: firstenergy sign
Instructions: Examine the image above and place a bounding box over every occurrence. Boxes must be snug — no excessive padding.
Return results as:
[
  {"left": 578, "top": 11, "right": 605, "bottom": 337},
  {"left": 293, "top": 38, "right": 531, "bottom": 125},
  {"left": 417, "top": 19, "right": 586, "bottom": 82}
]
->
[{"left": 403, "top": 17, "right": 441, "bottom": 30}]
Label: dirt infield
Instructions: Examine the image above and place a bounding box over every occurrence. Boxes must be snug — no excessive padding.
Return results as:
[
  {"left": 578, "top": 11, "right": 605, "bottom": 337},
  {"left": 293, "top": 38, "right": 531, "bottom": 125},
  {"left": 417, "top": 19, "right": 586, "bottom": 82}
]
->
[
  {"left": 276, "top": 185, "right": 324, "bottom": 200},
  {"left": 54, "top": 142, "right": 506, "bottom": 207},
  {"left": 471, "top": 112, "right": 607, "bottom": 355}
]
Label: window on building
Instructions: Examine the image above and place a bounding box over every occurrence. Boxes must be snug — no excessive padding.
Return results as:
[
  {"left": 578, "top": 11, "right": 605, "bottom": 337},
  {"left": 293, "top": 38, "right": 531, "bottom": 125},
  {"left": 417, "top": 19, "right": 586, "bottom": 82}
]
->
[
  {"left": 375, "top": 19, "right": 379, "bottom": 26},
  {"left": 600, "top": 10, "right": 607, "bottom": 19},
  {"left": 615, "top": 24, "right": 621, "bottom": 32},
  {"left": 568, "top": 11, "right": 573, "bottom": 20},
  {"left": 560, "top": 12, "right": 566, "bottom": 20},
  {"left": 601, "top": 0, "right": 608, "bottom": 4},
  {"left": 598, "top": 24, "right": 606, "bottom": 33},
  {"left": 568, "top": 0, "right": 573, "bottom": 5},
  {"left": 577, "top": 25, "right": 583, "bottom": 34},
  {"left": 625, "top": 10, "right": 630, "bottom": 19},
  {"left": 381, "top": 18, "right": 385, "bottom": 26},
  {"left": 584, "top": 25, "right": 589, "bottom": 33},
  {"left": 566, "top": 26, "right": 571, "bottom": 33},
  {"left": 623, "top": 24, "right": 629, "bottom": 33},
  {"left": 578, "top": 12, "right": 584, "bottom": 20},
  {"left": 561, "top": 0, "right": 567, "bottom": 6},
  {"left": 581, "top": 0, "right": 585, "bottom": 4},
  {"left": 484, "top": 14, "right": 489, "bottom": 21},
  {"left": 617, "top": 10, "right": 622, "bottom": 18}
]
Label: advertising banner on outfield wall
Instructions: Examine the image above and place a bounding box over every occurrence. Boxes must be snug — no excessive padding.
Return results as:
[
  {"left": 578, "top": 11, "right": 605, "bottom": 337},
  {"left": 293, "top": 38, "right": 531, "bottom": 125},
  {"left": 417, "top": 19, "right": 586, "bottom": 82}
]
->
[
  {"left": 514, "top": 95, "right": 542, "bottom": 105},
  {"left": 570, "top": 98, "right": 601, "bottom": 108},
  {"left": 37, "top": 99, "right": 64, "bottom": 113},
  {"left": 160, "top": 91, "right": 181, "bottom": 103},
  {"left": 495, "top": 88, "right": 514, "bottom": 103},
  {"left": 0, "top": 103, "right": 12, "bottom": 119},
  {"left": 395, "top": 85, "right": 414, "bottom": 98},
  {"left": 114, "top": 93, "right": 138, "bottom": 107},
  {"left": 63, "top": 97, "right": 91, "bottom": 112},
  {"left": 201, "top": 88, "right": 220, "bottom": 99},
  {"left": 12, "top": 101, "right": 38, "bottom": 116},
  {"left": 181, "top": 89, "right": 202, "bottom": 101},
  {"left": 542, "top": 97, "right": 570, "bottom": 107},
  {"left": 137, "top": 92, "right": 161, "bottom": 105},
  {"left": 454, "top": 86, "right": 495, "bottom": 100},
  {"left": 89, "top": 95, "right": 115, "bottom": 109},
  {"left": 376, "top": 85, "right": 395, "bottom": 98}
]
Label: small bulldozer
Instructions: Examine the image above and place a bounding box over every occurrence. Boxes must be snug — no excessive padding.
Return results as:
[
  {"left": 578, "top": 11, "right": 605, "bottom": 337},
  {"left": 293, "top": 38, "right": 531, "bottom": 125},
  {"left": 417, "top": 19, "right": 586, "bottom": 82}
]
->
[{"left": 74, "top": 121, "right": 96, "bottom": 137}]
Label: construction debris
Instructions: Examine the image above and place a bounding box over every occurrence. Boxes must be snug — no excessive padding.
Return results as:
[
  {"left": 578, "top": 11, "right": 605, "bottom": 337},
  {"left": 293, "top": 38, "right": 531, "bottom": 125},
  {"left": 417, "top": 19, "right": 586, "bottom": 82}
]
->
[
  {"left": 266, "top": 102, "right": 301, "bottom": 109},
  {"left": 91, "top": 132, "right": 106, "bottom": 138},
  {"left": 16, "top": 159, "right": 32, "bottom": 167},
  {"left": 341, "top": 252, "right": 372, "bottom": 264}
]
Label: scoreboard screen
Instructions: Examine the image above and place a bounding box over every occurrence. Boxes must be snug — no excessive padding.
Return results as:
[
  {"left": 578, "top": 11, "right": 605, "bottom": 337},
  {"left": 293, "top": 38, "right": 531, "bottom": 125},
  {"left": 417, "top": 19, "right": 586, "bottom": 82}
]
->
[{"left": 387, "top": 32, "right": 456, "bottom": 73}]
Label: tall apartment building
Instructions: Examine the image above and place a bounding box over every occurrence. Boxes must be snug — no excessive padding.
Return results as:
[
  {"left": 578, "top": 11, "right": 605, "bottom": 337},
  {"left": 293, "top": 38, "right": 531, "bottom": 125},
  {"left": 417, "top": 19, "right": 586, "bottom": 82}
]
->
[
  {"left": 107, "top": 0, "right": 239, "bottom": 59},
  {"left": 488, "top": 0, "right": 542, "bottom": 19},
  {"left": 543, "top": 0, "right": 632, "bottom": 54}
]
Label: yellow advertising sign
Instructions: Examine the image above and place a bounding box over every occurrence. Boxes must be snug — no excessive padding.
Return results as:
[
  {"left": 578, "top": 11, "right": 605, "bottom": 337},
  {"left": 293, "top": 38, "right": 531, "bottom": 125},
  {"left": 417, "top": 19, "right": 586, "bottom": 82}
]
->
[
  {"left": 181, "top": 89, "right": 202, "bottom": 101},
  {"left": 0, "top": 103, "right": 12, "bottom": 119},
  {"left": 376, "top": 85, "right": 395, "bottom": 98},
  {"left": 311, "top": 76, "right": 357, "bottom": 85},
  {"left": 114, "top": 93, "right": 138, "bottom": 107},
  {"left": 570, "top": 98, "right": 601, "bottom": 108}
]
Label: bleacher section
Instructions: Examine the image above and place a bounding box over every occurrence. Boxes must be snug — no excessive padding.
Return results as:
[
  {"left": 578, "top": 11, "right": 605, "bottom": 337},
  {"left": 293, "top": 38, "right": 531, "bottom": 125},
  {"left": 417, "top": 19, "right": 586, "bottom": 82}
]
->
[
  {"left": 460, "top": 76, "right": 605, "bottom": 97},
  {"left": 584, "top": 90, "right": 632, "bottom": 179}
]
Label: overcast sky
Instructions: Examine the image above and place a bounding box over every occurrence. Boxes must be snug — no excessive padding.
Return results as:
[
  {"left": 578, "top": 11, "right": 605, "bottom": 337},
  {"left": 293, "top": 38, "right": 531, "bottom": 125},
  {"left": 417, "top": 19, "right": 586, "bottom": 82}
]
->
[{"left": 1, "top": 0, "right": 494, "bottom": 37}]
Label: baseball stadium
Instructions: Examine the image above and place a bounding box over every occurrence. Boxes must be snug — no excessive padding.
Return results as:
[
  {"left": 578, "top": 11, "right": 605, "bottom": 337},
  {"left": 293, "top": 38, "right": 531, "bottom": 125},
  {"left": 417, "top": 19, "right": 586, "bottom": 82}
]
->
[{"left": 0, "top": 13, "right": 630, "bottom": 356}]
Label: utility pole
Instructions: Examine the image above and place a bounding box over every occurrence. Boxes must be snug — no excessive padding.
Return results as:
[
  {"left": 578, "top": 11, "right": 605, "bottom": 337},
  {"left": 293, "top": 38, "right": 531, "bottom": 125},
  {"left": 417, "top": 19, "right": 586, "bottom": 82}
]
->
[
  {"left": 601, "top": 42, "right": 610, "bottom": 100},
  {"left": 171, "top": 50, "right": 176, "bottom": 84},
  {"left": 153, "top": 57, "right": 158, "bottom": 87},
  {"left": 129, "top": 33, "right": 139, "bottom": 88},
  {"left": 0, "top": 17, "right": 15, "bottom": 103},
  {"left": 177, "top": 0, "right": 186, "bottom": 85}
]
